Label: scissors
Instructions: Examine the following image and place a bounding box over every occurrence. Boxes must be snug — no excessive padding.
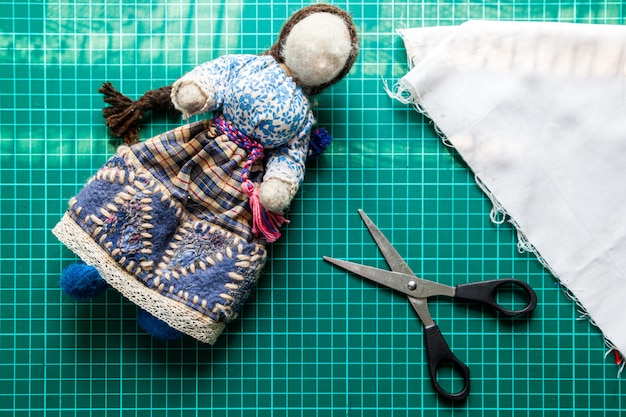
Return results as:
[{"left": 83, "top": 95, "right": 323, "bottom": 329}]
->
[{"left": 323, "top": 210, "right": 537, "bottom": 401}]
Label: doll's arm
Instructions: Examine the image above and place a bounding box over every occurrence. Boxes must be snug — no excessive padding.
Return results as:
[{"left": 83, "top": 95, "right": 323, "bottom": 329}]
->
[
  {"left": 172, "top": 81, "right": 214, "bottom": 119},
  {"left": 171, "top": 55, "right": 247, "bottom": 119},
  {"left": 259, "top": 125, "right": 311, "bottom": 212},
  {"left": 259, "top": 177, "right": 296, "bottom": 213}
]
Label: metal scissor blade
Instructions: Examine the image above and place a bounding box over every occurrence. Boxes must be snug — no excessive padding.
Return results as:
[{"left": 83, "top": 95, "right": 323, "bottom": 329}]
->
[
  {"left": 358, "top": 209, "right": 416, "bottom": 277},
  {"left": 323, "top": 256, "right": 454, "bottom": 299}
]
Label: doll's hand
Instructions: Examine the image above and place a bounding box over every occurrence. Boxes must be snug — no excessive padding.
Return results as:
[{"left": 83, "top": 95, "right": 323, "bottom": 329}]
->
[
  {"left": 259, "top": 178, "right": 294, "bottom": 212},
  {"left": 171, "top": 80, "right": 215, "bottom": 119}
]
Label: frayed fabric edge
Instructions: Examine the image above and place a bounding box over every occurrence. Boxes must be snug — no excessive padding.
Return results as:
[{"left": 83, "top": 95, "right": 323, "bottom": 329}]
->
[
  {"left": 480, "top": 171, "right": 626, "bottom": 375},
  {"left": 386, "top": 78, "right": 626, "bottom": 374},
  {"left": 383, "top": 78, "right": 421, "bottom": 108},
  {"left": 476, "top": 160, "right": 625, "bottom": 375},
  {"left": 383, "top": 79, "right": 454, "bottom": 148}
]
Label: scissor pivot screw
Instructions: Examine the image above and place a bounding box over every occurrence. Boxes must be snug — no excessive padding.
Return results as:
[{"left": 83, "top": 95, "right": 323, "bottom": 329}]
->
[{"left": 407, "top": 280, "right": 417, "bottom": 291}]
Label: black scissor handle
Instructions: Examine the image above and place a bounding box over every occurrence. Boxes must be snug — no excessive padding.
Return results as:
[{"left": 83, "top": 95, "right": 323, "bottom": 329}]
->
[
  {"left": 454, "top": 279, "right": 537, "bottom": 317},
  {"left": 424, "top": 325, "right": 470, "bottom": 402}
]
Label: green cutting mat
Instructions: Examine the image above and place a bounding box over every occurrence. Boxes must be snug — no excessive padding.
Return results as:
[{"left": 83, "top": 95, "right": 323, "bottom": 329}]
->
[{"left": 1, "top": 0, "right": 625, "bottom": 415}]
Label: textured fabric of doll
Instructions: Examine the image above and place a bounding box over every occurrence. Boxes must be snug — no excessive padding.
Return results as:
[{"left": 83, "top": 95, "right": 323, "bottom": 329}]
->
[
  {"left": 53, "top": 119, "right": 268, "bottom": 344},
  {"left": 395, "top": 21, "right": 626, "bottom": 360},
  {"left": 54, "top": 55, "right": 319, "bottom": 344},
  {"left": 53, "top": 3, "right": 359, "bottom": 345},
  {"left": 172, "top": 54, "right": 315, "bottom": 197}
]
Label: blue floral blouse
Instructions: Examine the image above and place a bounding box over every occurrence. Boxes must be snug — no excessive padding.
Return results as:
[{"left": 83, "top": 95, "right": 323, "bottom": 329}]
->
[{"left": 174, "top": 54, "right": 314, "bottom": 191}]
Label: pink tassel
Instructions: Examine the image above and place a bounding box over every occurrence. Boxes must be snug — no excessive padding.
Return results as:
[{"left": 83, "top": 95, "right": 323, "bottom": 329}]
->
[
  {"left": 242, "top": 181, "right": 289, "bottom": 243},
  {"left": 212, "top": 116, "right": 289, "bottom": 242}
]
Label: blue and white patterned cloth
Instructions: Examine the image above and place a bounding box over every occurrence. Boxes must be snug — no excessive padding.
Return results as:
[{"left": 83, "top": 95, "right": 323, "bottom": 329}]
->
[{"left": 174, "top": 54, "right": 315, "bottom": 193}]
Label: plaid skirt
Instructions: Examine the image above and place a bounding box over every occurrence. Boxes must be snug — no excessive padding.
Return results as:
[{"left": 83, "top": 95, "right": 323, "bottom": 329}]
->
[{"left": 53, "top": 119, "right": 267, "bottom": 344}]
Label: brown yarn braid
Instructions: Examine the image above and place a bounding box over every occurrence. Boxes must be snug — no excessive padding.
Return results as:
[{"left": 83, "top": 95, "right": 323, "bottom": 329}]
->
[{"left": 99, "top": 82, "right": 175, "bottom": 144}]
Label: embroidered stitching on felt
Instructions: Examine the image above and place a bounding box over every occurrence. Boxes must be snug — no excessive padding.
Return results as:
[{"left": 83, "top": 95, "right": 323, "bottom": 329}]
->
[
  {"left": 53, "top": 212, "right": 226, "bottom": 344},
  {"left": 152, "top": 219, "right": 266, "bottom": 323}
]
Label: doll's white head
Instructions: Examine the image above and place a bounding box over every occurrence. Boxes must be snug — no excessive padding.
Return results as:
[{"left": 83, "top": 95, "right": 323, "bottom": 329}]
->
[
  {"left": 282, "top": 12, "right": 353, "bottom": 88},
  {"left": 269, "top": 4, "right": 359, "bottom": 95}
]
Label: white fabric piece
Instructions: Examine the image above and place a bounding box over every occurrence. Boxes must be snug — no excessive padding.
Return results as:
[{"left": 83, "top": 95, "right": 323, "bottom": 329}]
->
[{"left": 396, "top": 20, "right": 626, "bottom": 359}]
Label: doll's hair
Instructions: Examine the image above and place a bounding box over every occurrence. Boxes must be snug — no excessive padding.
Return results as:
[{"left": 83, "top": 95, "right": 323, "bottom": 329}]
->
[
  {"left": 99, "top": 81, "right": 175, "bottom": 144},
  {"left": 100, "top": 4, "right": 359, "bottom": 144},
  {"left": 265, "top": 4, "right": 359, "bottom": 95}
]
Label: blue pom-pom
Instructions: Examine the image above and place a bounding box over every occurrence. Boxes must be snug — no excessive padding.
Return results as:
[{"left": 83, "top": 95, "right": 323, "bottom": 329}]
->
[
  {"left": 307, "top": 127, "right": 333, "bottom": 162},
  {"left": 59, "top": 263, "right": 108, "bottom": 301},
  {"left": 136, "top": 309, "right": 183, "bottom": 341}
]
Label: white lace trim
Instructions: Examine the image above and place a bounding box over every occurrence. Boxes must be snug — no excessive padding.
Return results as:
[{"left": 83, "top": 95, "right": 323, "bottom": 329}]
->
[{"left": 52, "top": 212, "right": 225, "bottom": 344}]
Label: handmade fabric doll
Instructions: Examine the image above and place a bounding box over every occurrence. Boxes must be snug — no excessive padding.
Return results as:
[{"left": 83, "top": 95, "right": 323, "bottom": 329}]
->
[{"left": 52, "top": 4, "right": 359, "bottom": 344}]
